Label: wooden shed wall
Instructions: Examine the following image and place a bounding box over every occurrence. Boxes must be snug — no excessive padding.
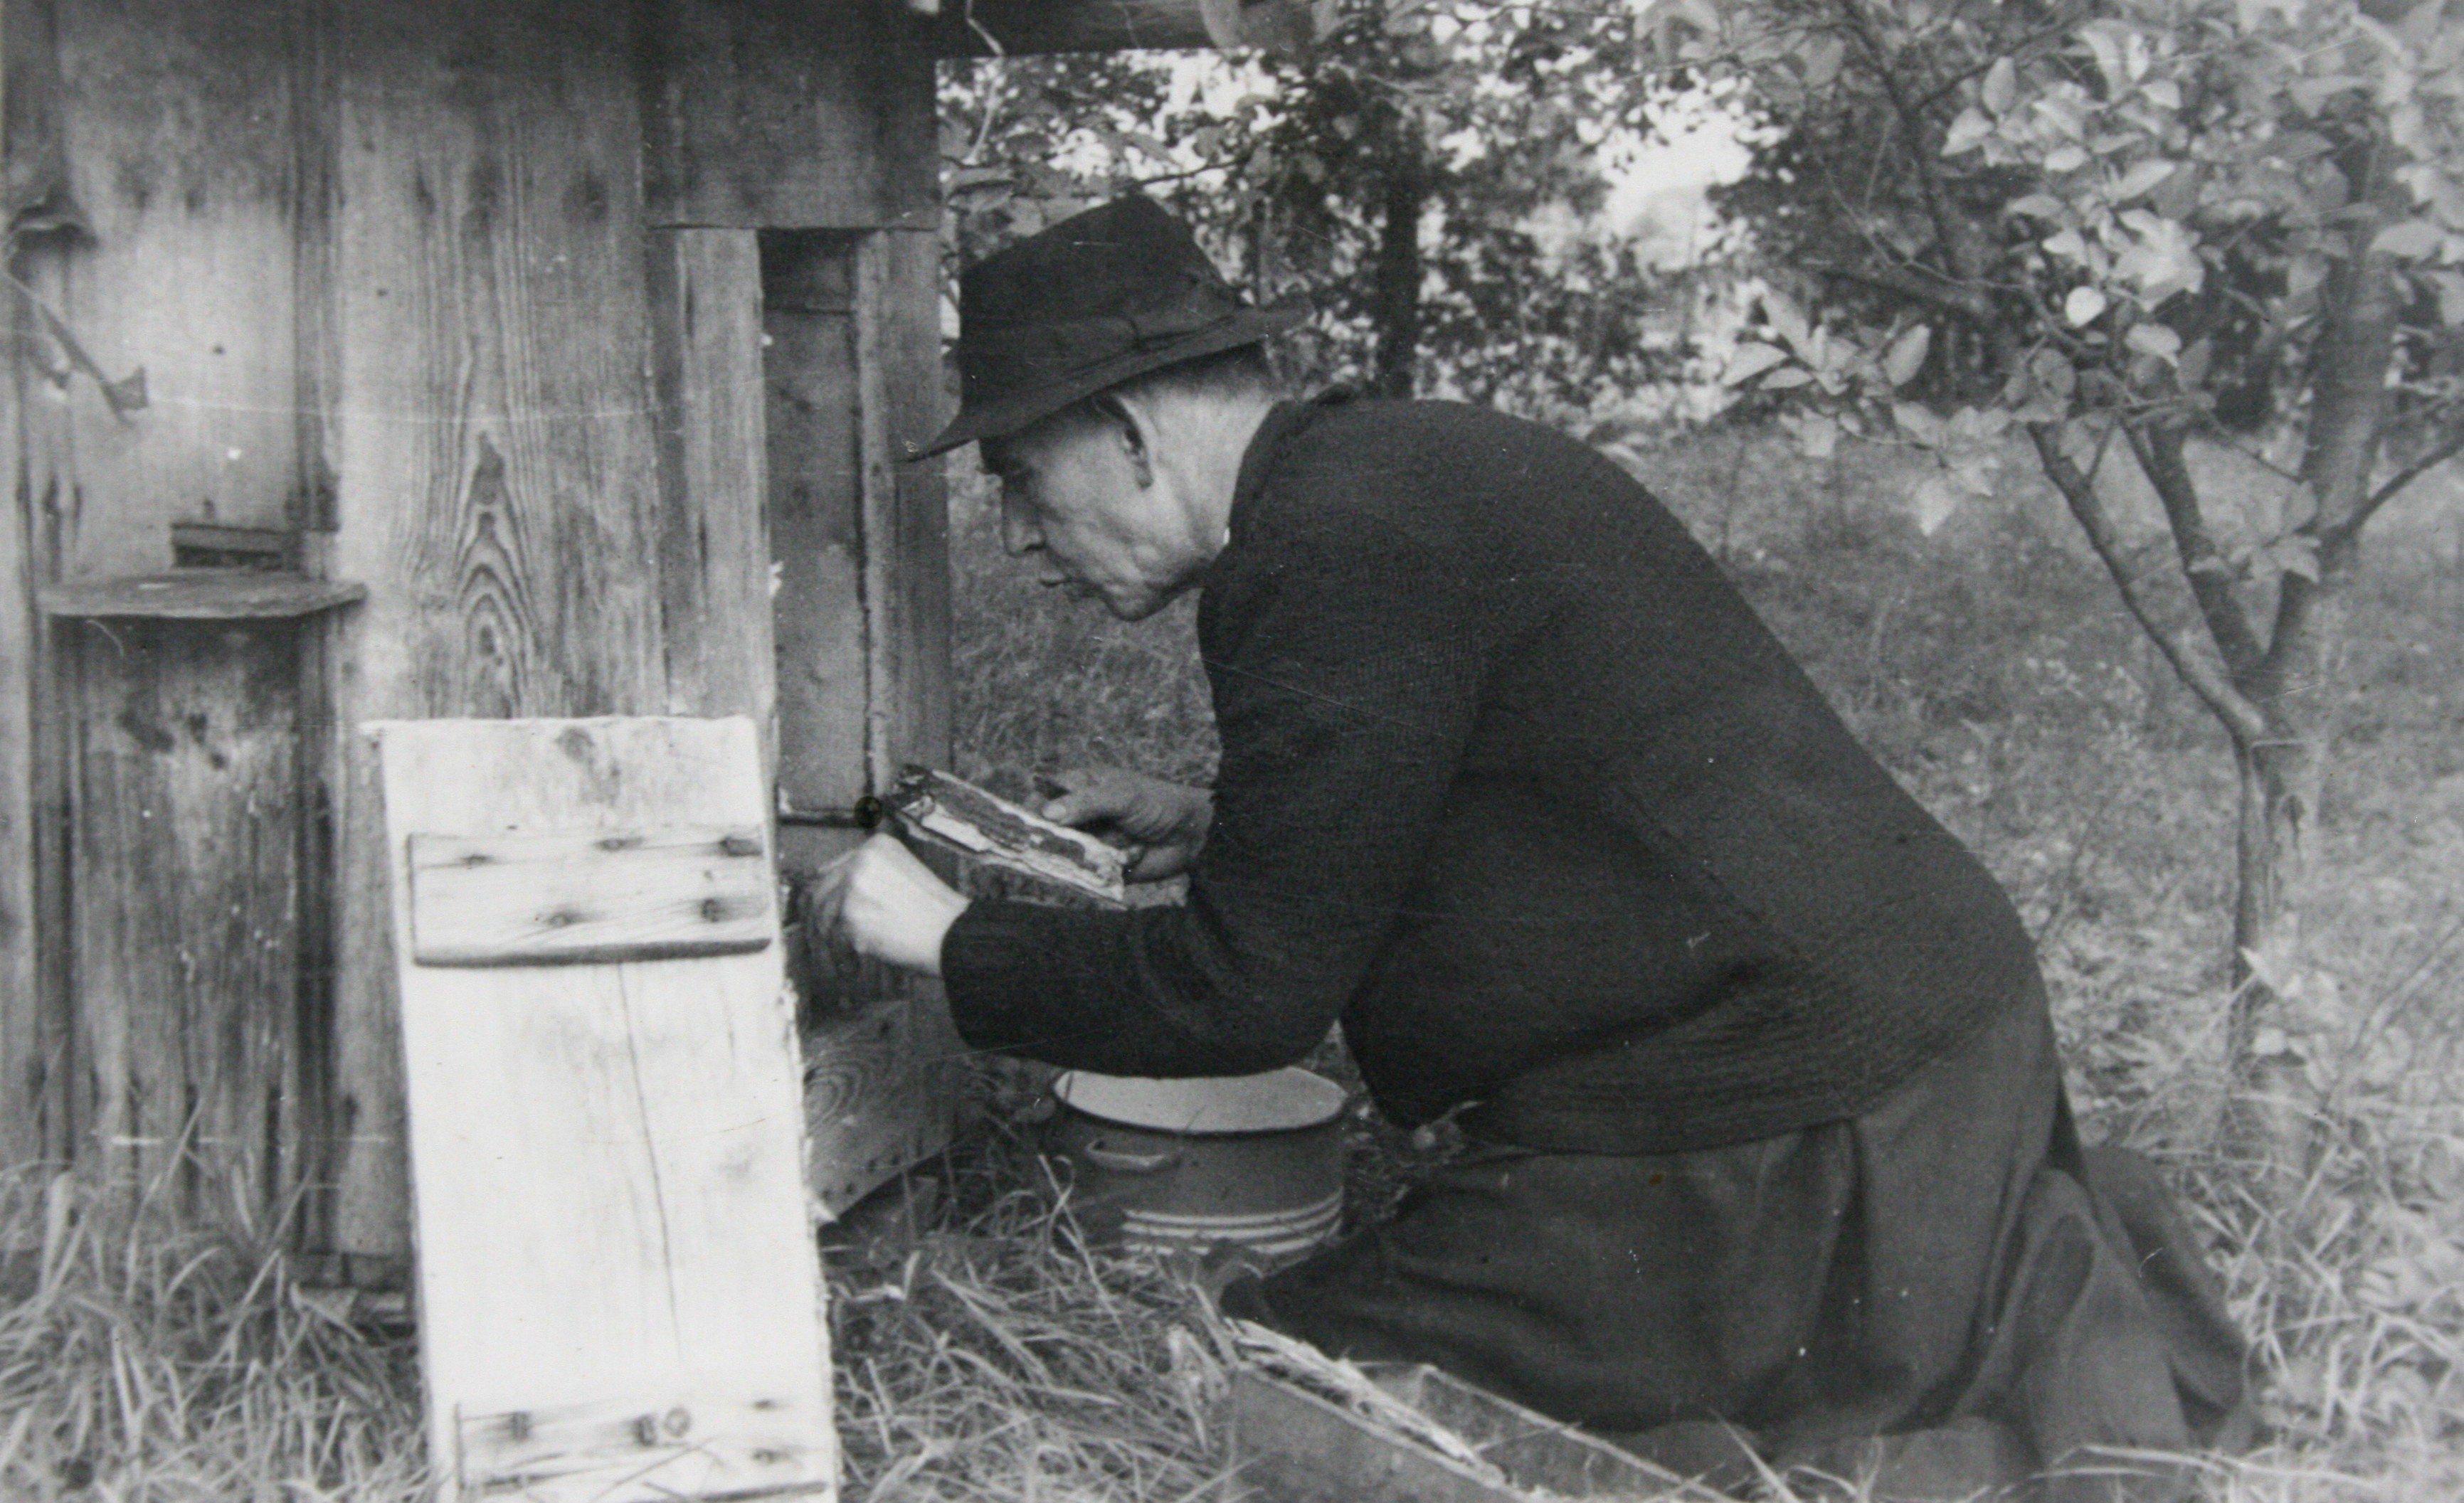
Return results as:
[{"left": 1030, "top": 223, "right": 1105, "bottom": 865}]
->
[{"left": 1, "top": 0, "right": 951, "bottom": 1262}]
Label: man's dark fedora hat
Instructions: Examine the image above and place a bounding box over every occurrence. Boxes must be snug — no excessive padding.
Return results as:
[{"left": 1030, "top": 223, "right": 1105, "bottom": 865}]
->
[{"left": 912, "top": 194, "right": 1305, "bottom": 460}]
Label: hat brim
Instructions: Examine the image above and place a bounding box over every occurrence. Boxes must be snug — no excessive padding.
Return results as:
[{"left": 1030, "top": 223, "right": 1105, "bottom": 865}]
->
[{"left": 906, "top": 299, "right": 1308, "bottom": 462}]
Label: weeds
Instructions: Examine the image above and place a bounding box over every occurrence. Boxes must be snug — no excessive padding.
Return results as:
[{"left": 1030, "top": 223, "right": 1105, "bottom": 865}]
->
[
  {"left": 0, "top": 1166, "right": 426, "bottom": 1502},
  {"left": 3, "top": 431, "right": 2455, "bottom": 1499}
]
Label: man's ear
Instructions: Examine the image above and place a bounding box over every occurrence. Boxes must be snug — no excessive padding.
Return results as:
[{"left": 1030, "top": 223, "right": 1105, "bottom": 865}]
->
[{"left": 1095, "top": 392, "right": 1156, "bottom": 487}]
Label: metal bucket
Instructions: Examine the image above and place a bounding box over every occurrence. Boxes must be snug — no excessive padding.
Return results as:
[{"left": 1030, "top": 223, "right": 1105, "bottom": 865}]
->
[{"left": 1049, "top": 1067, "right": 1348, "bottom": 1263}]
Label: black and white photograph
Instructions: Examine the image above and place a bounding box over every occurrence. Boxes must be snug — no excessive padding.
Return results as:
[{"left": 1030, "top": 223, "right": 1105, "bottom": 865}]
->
[{"left": 0, "top": 1, "right": 2458, "bottom": 1499}]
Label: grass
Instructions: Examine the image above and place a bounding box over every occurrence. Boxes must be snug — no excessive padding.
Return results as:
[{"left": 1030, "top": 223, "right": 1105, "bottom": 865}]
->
[{"left": 3, "top": 425, "right": 2458, "bottom": 1499}]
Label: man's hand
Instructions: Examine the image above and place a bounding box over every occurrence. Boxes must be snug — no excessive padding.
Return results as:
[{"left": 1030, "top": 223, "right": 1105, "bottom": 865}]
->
[
  {"left": 810, "top": 834, "right": 971, "bottom": 976},
  {"left": 1039, "top": 767, "right": 1214, "bottom": 881}
]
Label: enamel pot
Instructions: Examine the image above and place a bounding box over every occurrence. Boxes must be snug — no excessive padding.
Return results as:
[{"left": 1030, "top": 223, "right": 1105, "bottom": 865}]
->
[{"left": 1049, "top": 1067, "right": 1348, "bottom": 1264}]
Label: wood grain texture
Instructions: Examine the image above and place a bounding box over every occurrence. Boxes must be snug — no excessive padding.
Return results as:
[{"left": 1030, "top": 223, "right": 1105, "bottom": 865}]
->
[
  {"left": 645, "top": 229, "right": 775, "bottom": 748},
  {"left": 40, "top": 572, "right": 365, "bottom": 620},
  {"left": 0, "top": 302, "right": 39, "bottom": 1169},
  {"left": 803, "top": 991, "right": 967, "bottom": 1217},
  {"left": 867, "top": 229, "right": 953, "bottom": 778},
  {"left": 456, "top": 1383, "right": 831, "bottom": 1496},
  {"left": 325, "top": 0, "right": 671, "bottom": 1259},
  {"left": 638, "top": 0, "right": 935, "bottom": 231},
  {"left": 407, "top": 827, "right": 774, "bottom": 967},
  {"left": 16, "top": 253, "right": 86, "bottom": 1172},
  {"left": 761, "top": 232, "right": 869, "bottom": 878},
  {"left": 48, "top": 0, "right": 307, "bottom": 575},
  {"left": 373, "top": 716, "right": 832, "bottom": 1503},
  {"left": 1229, "top": 1369, "right": 1530, "bottom": 1503},
  {"left": 70, "top": 622, "right": 301, "bottom": 1205}
]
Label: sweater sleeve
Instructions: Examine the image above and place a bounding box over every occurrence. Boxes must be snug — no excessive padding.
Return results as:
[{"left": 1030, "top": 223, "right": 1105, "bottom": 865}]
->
[{"left": 938, "top": 512, "right": 1496, "bottom": 1077}]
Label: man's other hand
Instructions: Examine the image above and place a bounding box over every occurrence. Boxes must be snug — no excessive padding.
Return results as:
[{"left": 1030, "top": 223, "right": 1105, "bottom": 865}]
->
[
  {"left": 1040, "top": 766, "right": 1213, "bottom": 881},
  {"left": 813, "top": 834, "right": 971, "bottom": 976}
]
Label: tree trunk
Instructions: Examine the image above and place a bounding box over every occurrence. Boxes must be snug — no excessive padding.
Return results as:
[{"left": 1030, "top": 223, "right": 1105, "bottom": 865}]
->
[
  {"left": 1370, "top": 115, "right": 1426, "bottom": 399},
  {"left": 2222, "top": 728, "right": 2320, "bottom": 1183}
]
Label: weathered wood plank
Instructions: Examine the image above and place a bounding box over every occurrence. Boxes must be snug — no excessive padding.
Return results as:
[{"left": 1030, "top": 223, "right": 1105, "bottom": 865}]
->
[
  {"left": 638, "top": 0, "right": 935, "bottom": 231},
  {"left": 407, "top": 827, "right": 775, "bottom": 967},
  {"left": 15, "top": 248, "right": 86, "bottom": 1172},
  {"left": 70, "top": 622, "right": 301, "bottom": 1206},
  {"left": 1230, "top": 1368, "right": 1529, "bottom": 1503},
  {"left": 325, "top": 0, "right": 671, "bottom": 1261},
  {"left": 40, "top": 572, "right": 365, "bottom": 621},
  {"left": 761, "top": 232, "right": 870, "bottom": 877},
  {"left": 645, "top": 229, "right": 775, "bottom": 747},
  {"left": 865, "top": 228, "right": 953, "bottom": 777},
  {"left": 456, "top": 1383, "right": 832, "bottom": 1494},
  {"left": 285, "top": 0, "right": 347, "bottom": 1256},
  {"left": 48, "top": 0, "right": 306, "bottom": 574},
  {"left": 374, "top": 716, "right": 832, "bottom": 1503},
  {"left": 804, "top": 992, "right": 967, "bottom": 1217},
  {"left": 0, "top": 291, "right": 39, "bottom": 1171}
]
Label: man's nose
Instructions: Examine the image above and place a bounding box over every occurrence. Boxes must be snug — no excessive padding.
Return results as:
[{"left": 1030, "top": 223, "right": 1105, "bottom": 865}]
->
[{"left": 999, "top": 498, "right": 1042, "bottom": 557}]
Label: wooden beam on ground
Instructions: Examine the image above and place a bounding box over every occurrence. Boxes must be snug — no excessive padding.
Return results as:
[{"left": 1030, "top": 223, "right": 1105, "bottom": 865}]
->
[{"left": 374, "top": 716, "right": 832, "bottom": 1503}]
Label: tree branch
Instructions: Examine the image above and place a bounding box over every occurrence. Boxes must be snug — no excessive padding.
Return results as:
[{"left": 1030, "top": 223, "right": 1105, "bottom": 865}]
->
[
  {"left": 1831, "top": 0, "right": 2006, "bottom": 371},
  {"left": 1808, "top": 258, "right": 1992, "bottom": 322},
  {"left": 2029, "top": 425, "right": 2270, "bottom": 744},
  {"left": 2122, "top": 422, "right": 2268, "bottom": 680},
  {"left": 2334, "top": 420, "right": 2464, "bottom": 543}
]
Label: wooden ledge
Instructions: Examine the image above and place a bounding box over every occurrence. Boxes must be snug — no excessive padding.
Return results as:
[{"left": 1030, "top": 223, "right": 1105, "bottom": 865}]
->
[{"left": 40, "top": 571, "right": 368, "bottom": 621}]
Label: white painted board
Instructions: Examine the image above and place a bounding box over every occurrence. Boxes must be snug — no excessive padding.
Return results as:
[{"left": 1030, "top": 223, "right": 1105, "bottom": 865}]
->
[{"left": 373, "top": 716, "right": 833, "bottom": 1502}]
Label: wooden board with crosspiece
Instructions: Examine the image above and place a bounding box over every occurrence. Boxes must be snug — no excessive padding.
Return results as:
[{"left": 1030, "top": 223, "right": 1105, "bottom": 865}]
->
[{"left": 373, "top": 716, "right": 833, "bottom": 1503}]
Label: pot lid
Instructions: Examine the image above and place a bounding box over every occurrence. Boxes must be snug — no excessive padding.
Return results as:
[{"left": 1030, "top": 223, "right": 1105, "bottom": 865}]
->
[{"left": 1053, "top": 1067, "right": 1346, "bottom": 1135}]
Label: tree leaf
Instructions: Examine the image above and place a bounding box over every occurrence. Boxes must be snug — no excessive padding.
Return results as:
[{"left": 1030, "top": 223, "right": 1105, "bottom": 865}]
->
[
  {"left": 1893, "top": 401, "right": 1945, "bottom": 447},
  {"left": 2045, "top": 144, "right": 2090, "bottom": 174},
  {"left": 2007, "top": 193, "right": 2066, "bottom": 220},
  {"left": 2065, "top": 285, "right": 2109, "bottom": 326},
  {"left": 2432, "top": 272, "right": 2464, "bottom": 329},
  {"left": 1760, "top": 366, "right": 1816, "bottom": 390},
  {"left": 1720, "top": 342, "right": 1793, "bottom": 386},
  {"left": 1912, "top": 473, "right": 1962, "bottom": 536},
  {"left": 2372, "top": 219, "right": 2444, "bottom": 258},
  {"left": 1786, "top": 411, "right": 1841, "bottom": 459},
  {"left": 1762, "top": 290, "right": 1812, "bottom": 356},
  {"left": 1883, "top": 324, "right": 1933, "bottom": 389},
  {"left": 1982, "top": 58, "right": 2019, "bottom": 117},
  {"left": 2113, "top": 159, "right": 2177, "bottom": 201},
  {"left": 2126, "top": 322, "right": 2182, "bottom": 361},
  {"left": 2079, "top": 23, "right": 2130, "bottom": 100},
  {"left": 1943, "top": 106, "right": 1995, "bottom": 156}
]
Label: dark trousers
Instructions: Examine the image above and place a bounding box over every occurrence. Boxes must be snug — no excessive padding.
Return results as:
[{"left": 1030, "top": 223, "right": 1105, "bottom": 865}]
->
[{"left": 1222, "top": 999, "right": 2251, "bottom": 1502}]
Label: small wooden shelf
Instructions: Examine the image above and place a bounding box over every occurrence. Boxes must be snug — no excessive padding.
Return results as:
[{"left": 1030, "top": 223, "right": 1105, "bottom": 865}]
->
[{"left": 39, "top": 570, "right": 367, "bottom": 621}]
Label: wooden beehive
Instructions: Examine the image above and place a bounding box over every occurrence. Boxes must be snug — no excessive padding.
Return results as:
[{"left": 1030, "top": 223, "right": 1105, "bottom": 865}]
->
[{"left": 0, "top": 0, "right": 1327, "bottom": 1280}]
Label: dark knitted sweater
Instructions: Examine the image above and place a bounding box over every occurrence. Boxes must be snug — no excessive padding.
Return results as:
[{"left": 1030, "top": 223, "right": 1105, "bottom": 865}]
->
[{"left": 941, "top": 394, "right": 2041, "bottom": 1154}]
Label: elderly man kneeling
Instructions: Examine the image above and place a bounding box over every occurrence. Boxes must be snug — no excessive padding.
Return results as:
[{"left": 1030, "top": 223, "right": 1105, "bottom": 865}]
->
[{"left": 816, "top": 196, "right": 2249, "bottom": 1502}]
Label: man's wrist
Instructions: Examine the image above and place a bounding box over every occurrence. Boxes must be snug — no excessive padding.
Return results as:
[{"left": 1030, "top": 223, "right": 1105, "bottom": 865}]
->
[{"left": 921, "top": 890, "right": 973, "bottom": 979}]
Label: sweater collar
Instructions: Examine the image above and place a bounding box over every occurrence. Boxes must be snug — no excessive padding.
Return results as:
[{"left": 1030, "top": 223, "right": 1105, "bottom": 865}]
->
[{"left": 1225, "top": 388, "right": 1355, "bottom": 548}]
